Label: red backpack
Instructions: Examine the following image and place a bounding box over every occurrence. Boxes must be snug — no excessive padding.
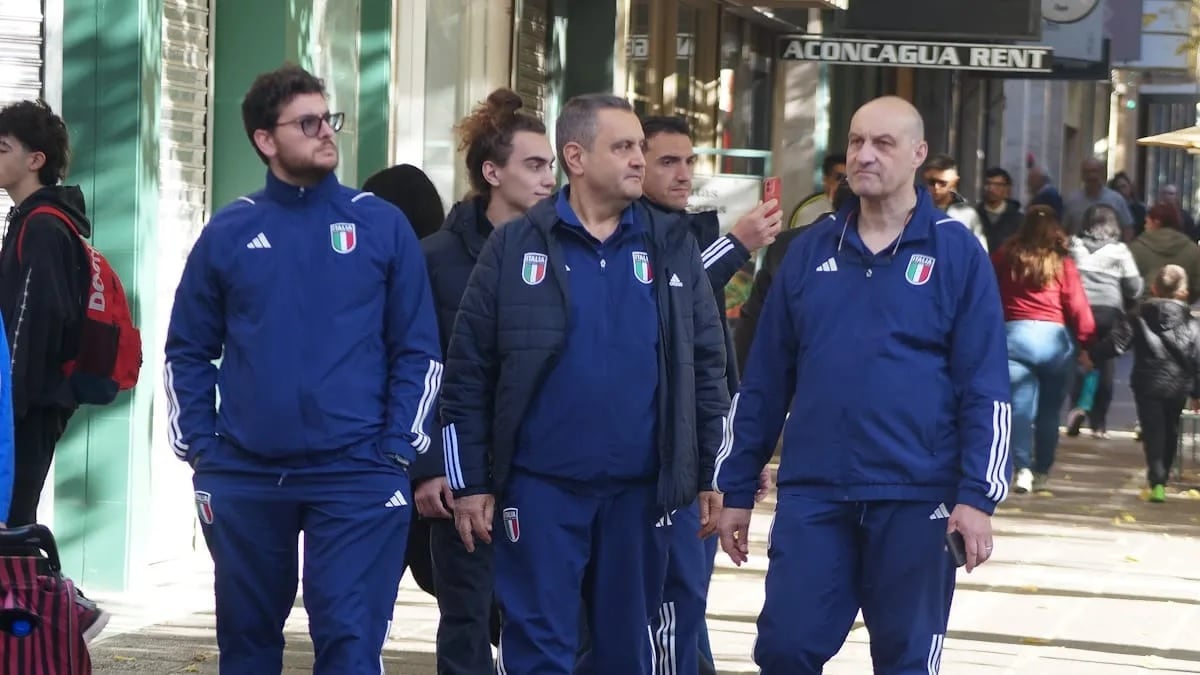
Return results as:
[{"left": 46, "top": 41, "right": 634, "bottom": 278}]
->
[{"left": 17, "top": 205, "right": 143, "bottom": 405}]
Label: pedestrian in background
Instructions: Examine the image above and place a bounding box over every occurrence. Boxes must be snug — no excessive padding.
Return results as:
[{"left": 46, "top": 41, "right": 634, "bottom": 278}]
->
[
  {"left": 1065, "top": 203, "right": 1143, "bottom": 439},
  {"left": 1097, "top": 264, "right": 1200, "bottom": 503},
  {"left": 992, "top": 205, "right": 1095, "bottom": 494}
]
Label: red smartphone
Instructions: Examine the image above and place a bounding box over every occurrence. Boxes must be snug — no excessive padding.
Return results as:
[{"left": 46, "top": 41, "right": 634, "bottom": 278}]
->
[{"left": 763, "top": 176, "right": 782, "bottom": 216}]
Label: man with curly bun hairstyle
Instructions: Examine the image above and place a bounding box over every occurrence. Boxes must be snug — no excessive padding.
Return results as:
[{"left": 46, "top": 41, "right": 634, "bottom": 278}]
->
[{"left": 416, "top": 87, "right": 555, "bottom": 674}]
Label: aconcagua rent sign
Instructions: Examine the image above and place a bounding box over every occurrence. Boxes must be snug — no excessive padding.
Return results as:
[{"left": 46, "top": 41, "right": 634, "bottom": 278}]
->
[{"left": 780, "top": 35, "right": 1053, "bottom": 73}]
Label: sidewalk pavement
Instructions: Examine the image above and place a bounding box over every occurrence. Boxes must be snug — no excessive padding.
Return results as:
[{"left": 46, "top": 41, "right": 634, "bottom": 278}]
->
[{"left": 88, "top": 435, "right": 1200, "bottom": 673}]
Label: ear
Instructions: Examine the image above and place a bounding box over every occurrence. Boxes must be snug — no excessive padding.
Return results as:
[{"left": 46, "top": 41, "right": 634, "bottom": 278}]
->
[
  {"left": 26, "top": 151, "right": 45, "bottom": 174},
  {"left": 253, "top": 129, "right": 277, "bottom": 159},
  {"left": 562, "top": 141, "right": 586, "bottom": 177},
  {"left": 481, "top": 160, "right": 502, "bottom": 188},
  {"left": 913, "top": 140, "right": 929, "bottom": 170}
]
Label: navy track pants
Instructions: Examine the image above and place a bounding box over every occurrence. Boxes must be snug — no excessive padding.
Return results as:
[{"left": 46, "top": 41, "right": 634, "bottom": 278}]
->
[
  {"left": 193, "top": 439, "right": 412, "bottom": 675},
  {"left": 755, "top": 495, "right": 957, "bottom": 675}
]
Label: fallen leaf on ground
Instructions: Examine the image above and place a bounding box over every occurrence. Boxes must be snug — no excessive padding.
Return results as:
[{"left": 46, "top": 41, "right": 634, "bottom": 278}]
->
[
  {"left": 1020, "top": 584, "right": 1039, "bottom": 593},
  {"left": 1020, "top": 637, "right": 1051, "bottom": 645},
  {"left": 1125, "top": 555, "right": 1140, "bottom": 562},
  {"left": 112, "top": 656, "right": 135, "bottom": 662},
  {"left": 1120, "top": 512, "right": 1137, "bottom": 523},
  {"left": 1184, "top": 489, "right": 1200, "bottom": 499}
]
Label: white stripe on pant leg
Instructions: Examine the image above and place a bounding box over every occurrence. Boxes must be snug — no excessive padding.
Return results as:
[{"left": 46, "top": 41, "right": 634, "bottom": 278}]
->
[
  {"left": 496, "top": 633, "right": 506, "bottom": 675},
  {"left": 927, "top": 633, "right": 943, "bottom": 674},
  {"left": 379, "top": 619, "right": 391, "bottom": 675},
  {"left": 665, "top": 602, "right": 676, "bottom": 675},
  {"left": 647, "top": 625, "right": 657, "bottom": 675}
]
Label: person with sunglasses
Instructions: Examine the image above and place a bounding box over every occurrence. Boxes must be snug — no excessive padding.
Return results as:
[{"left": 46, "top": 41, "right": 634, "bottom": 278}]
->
[
  {"left": 923, "top": 153, "right": 988, "bottom": 250},
  {"left": 716, "top": 96, "right": 1011, "bottom": 673},
  {"left": 164, "top": 64, "right": 442, "bottom": 673}
]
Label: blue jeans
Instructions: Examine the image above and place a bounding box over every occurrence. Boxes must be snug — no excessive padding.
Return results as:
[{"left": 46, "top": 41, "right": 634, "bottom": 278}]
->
[{"left": 1006, "top": 320, "right": 1075, "bottom": 474}]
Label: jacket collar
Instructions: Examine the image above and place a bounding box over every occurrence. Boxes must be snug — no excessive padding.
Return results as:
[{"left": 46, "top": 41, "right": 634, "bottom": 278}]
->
[
  {"left": 264, "top": 170, "right": 340, "bottom": 205},
  {"left": 835, "top": 184, "right": 939, "bottom": 251},
  {"left": 442, "top": 197, "right": 492, "bottom": 260}
]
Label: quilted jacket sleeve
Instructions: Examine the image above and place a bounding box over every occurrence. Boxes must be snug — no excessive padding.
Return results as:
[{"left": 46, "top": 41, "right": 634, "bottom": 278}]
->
[{"left": 439, "top": 226, "right": 506, "bottom": 498}]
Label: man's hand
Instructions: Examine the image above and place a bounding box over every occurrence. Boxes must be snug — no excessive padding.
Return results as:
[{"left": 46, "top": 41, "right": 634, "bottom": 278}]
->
[
  {"left": 414, "top": 477, "right": 455, "bottom": 519},
  {"left": 717, "top": 507, "right": 753, "bottom": 566},
  {"left": 754, "top": 467, "right": 773, "bottom": 502},
  {"left": 452, "top": 493, "right": 495, "bottom": 553},
  {"left": 947, "top": 504, "right": 993, "bottom": 572},
  {"left": 729, "top": 201, "right": 784, "bottom": 253},
  {"left": 697, "top": 491, "right": 723, "bottom": 538}
]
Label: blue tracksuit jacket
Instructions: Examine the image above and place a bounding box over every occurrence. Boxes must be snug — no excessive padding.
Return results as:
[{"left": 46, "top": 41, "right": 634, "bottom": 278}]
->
[
  {"left": 164, "top": 171, "right": 443, "bottom": 466},
  {"left": 715, "top": 188, "right": 1012, "bottom": 514}
]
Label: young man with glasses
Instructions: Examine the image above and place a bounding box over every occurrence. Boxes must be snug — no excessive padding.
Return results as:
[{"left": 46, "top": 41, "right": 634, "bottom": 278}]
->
[{"left": 165, "top": 64, "right": 442, "bottom": 673}]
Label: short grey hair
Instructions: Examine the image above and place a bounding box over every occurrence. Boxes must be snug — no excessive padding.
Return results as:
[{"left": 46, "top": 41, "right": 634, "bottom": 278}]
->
[{"left": 555, "top": 93, "right": 633, "bottom": 172}]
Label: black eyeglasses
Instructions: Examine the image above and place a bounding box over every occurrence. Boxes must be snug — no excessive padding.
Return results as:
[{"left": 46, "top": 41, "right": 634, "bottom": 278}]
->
[{"left": 274, "top": 112, "right": 345, "bottom": 137}]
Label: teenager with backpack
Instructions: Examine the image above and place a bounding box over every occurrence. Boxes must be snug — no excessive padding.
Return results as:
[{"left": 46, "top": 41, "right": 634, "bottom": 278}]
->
[{"left": 0, "top": 100, "right": 112, "bottom": 641}]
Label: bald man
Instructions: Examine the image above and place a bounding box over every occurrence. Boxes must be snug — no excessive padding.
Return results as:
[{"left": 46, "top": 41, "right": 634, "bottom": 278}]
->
[
  {"left": 714, "top": 96, "right": 1012, "bottom": 674},
  {"left": 1063, "top": 158, "right": 1132, "bottom": 235}
]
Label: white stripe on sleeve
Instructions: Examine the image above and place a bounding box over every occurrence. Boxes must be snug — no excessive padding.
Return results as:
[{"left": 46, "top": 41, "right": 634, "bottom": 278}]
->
[
  {"left": 163, "top": 362, "right": 188, "bottom": 459},
  {"left": 409, "top": 360, "right": 443, "bottom": 453},
  {"left": 985, "top": 401, "right": 1011, "bottom": 502},
  {"left": 444, "top": 423, "right": 465, "bottom": 491},
  {"left": 701, "top": 236, "right": 735, "bottom": 269},
  {"left": 711, "top": 393, "right": 740, "bottom": 492}
]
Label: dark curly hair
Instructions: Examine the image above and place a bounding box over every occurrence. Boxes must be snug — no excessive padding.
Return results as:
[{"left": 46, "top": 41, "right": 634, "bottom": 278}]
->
[
  {"left": 0, "top": 100, "right": 70, "bottom": 186},
  {"left": 241, "top": 64, "right": 327, "bottom": 164},
  {"left": 455, "top": 88, "right": 546, "bottom": 199}
]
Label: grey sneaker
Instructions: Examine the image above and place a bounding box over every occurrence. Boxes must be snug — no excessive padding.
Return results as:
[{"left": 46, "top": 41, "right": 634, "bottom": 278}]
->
[{"left": 1032, "top": 473, "right": 1050, "bottom": 492}]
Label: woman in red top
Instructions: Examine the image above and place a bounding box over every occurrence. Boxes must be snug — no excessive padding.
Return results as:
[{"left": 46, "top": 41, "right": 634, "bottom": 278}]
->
[{"left": 992, "top": 205, "right": 1096, "bottom": 494}]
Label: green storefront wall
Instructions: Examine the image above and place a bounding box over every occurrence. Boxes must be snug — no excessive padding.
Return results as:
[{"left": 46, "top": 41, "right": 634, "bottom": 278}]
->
[{"left": 57, "top": 0, "right": 163, "bottom": 590}]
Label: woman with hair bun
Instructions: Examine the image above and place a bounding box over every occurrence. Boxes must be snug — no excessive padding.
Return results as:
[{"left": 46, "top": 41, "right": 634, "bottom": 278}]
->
[{"left": 411, "top": 87, "right": 556, "bottom": 673}]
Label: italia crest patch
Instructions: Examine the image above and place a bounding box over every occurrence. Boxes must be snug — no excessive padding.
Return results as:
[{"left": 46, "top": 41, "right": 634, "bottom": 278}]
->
[
  {"left": 905, "top": 254, "right": 935, "bottom": 286},
  {"left": 195, "top": 491, "right": 214, "bottom": 525},
  {"left": 522, "top": 253, "right": 548, "bottom": 286},
  {"left": 502, "top": 507, "right": 521, "bottom": 542},
  {"left": 330, "top": 222, "right": 357, "bottom": 254},
  {"left": 632, "top": 251, "right": 653, "bottom": 284}
]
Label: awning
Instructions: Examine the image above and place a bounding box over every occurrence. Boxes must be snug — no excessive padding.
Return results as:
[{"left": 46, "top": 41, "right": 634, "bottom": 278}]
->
[{"left": 1136, "top": 126, "right": 1200, "bottom": 150}]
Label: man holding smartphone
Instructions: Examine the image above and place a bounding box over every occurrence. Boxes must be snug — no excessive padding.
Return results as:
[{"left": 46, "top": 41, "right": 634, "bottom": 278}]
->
[
  {"left": 638, "top": 115, "right": 779, "bottom": 675},
  {"left": 715, "top": 96, "right": 1011, "bottom": 674}
]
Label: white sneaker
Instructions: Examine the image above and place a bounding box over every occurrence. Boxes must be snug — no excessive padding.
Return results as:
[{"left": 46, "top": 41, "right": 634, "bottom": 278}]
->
[
  {"left": 1032, "top": 473, "right": 1050, "bottom": 492},
  {"left": 1014, "top": 468, "right": 1033, "bottom": 494}
]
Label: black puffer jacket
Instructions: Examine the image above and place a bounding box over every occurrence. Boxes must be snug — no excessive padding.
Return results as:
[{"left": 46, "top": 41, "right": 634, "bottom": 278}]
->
[
  {"left": 1100, "top": 298, "right": 1200, "bottom": 399},
  {"left": 439, "top": 194, "right": 729, "bottom": 512},
  {"left": 412, "top": 197, "right": 492, "bottom": 483}
]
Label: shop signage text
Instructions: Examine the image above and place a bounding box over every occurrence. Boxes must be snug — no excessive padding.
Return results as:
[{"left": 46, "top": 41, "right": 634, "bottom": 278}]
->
[{"left": 780, "top": 35, "right": 1053, "bottom": 73}]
